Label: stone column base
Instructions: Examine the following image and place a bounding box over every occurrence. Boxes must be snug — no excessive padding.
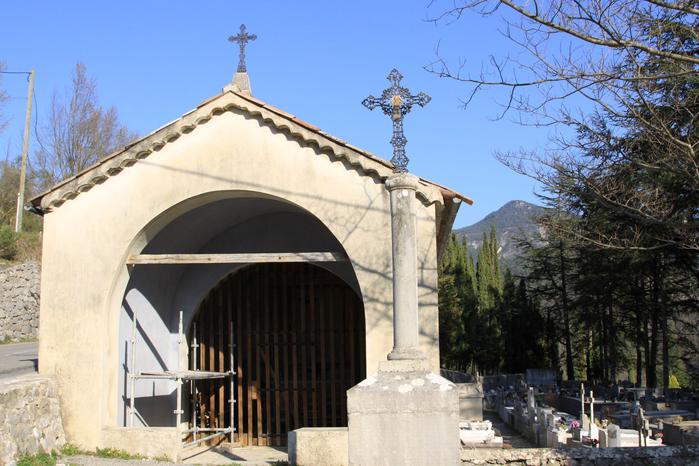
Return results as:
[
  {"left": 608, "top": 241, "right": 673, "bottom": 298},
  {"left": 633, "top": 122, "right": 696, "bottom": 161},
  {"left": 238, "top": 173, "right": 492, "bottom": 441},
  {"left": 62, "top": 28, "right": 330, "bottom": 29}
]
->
[{"left": 347, "top": 361, "right": 460, "bottom": 466}]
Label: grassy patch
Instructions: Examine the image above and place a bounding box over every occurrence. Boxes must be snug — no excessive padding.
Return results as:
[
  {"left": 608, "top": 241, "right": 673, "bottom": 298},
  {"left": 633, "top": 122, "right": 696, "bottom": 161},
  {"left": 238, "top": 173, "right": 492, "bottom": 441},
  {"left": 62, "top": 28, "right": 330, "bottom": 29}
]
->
[
  {"left": 0, "top": 335, "right": 37, "bottom": 345},
  {"left": 94, "top": 447, "right": 139, "bottom": 459},
  {"left": 16, "top": 452, "right": 56, "bottom": 466},
  {"left": 59, "top": 444, "right": 146, "bottom": 461},
  {"left": 59, "top": 443, "right": 85, "bottom": 456}
]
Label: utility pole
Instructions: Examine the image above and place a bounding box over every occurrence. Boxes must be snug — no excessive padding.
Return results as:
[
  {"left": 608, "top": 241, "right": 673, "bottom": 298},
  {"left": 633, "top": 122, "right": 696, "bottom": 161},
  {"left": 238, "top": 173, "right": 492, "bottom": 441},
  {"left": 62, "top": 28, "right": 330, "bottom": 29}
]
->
[{"left": 15, "top": 69, "right": 34, "bottom": 233}]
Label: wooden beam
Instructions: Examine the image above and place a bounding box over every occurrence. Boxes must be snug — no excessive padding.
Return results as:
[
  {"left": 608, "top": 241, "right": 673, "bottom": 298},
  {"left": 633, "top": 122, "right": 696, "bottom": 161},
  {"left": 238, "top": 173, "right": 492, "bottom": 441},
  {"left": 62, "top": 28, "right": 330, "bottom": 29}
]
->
[{"left": 126, "top": 252, "right": 346, "bottom": 265}]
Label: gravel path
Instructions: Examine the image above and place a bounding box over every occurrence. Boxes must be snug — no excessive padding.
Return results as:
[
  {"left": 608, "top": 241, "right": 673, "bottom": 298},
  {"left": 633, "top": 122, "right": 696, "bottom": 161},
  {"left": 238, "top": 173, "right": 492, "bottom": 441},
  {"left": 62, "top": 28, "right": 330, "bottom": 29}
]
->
[{"left": 484, "top": 410, "right": 537, "bottom": 448}]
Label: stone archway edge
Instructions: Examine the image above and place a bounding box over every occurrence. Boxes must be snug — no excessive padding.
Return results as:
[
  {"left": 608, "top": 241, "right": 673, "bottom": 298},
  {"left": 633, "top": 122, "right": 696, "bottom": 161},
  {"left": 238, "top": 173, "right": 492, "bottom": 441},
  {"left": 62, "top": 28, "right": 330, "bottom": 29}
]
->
[{"left": 30, "top": 90, "right": 471, "bottom": 212}]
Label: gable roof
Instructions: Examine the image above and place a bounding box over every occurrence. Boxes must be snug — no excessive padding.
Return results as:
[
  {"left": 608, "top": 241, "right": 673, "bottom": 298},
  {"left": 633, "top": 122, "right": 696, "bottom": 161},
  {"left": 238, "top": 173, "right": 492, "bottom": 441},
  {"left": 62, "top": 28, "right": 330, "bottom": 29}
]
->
[{"left": 29, "top": 89, "right": 472, "bottom": 258}]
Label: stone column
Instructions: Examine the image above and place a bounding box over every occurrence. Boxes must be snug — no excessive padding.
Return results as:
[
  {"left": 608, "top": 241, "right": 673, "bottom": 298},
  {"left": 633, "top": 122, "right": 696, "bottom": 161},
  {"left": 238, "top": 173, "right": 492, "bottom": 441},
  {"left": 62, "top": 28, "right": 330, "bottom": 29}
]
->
[
  {"left": 385, "top": 172, "right": 425, "bottom": 360},
  {"left": 346, "top": 172, "right": 460, "bottom": 466}
]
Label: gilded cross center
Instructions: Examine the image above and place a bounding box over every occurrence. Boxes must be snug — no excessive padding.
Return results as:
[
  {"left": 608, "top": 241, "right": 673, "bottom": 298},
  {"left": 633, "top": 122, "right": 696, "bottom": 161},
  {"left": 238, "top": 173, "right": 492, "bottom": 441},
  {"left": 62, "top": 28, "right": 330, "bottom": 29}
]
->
[{"left": 228, "top": 24, "right": 257, "bottom": 73}]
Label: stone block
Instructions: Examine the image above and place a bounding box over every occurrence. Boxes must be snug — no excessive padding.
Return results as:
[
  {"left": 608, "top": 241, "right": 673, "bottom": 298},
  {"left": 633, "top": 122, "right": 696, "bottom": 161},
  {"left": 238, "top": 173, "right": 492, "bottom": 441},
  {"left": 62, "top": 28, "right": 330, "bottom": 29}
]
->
[
  {"left": 288, "top": 427, "right": 348, "bottom": 466},
  {"left": 347, "top": 365, "right": 459, "bottom": 466},
  {"left": 607, "top": 423, "right": 621, "bottom": 447},
  {"left": 456, "top": 383, "right": 483, "bottom": 421},
  {"left": 101, "top": 427, "right": 180, "bottom": 461}
]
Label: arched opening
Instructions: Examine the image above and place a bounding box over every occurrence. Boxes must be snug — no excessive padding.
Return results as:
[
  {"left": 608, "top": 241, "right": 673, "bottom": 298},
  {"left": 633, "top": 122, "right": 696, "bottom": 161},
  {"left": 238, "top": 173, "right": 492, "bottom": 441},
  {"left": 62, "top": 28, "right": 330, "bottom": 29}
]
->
[
  {"left": 191, "top": 262, "right": 365, "bottom": 446},
  {"left": 117, "top": 191, "right": 366, "bottom": 445}
]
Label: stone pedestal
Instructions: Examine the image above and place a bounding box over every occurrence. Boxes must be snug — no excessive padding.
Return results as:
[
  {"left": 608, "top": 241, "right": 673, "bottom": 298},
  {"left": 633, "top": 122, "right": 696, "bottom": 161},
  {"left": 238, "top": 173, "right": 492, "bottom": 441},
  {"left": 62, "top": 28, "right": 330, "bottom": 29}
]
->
[
  {"left": 347, "top": 360, "right": 459, "bottom": 466},
  {"left": 346, "top": 172, "right": 459, "bottom": 465},
  {"left": 288, "top": 427, "right": 348, "bottom": 466}
]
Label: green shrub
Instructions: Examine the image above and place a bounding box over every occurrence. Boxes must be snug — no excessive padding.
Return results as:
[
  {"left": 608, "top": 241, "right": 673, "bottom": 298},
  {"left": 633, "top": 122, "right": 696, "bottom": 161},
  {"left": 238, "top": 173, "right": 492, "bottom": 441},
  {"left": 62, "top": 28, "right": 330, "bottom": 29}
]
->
[
  {"left": 0, "top": 224, "right": 17, "bottom": 260},
  {"left": 16, "top": 452, "right": 56, "bottom": 466},
  {"left": 59, "top": 443, "right": 84, "bottom": 456},
  {"left": 94, "top": 447, "right": 135, "bottom": 459}
]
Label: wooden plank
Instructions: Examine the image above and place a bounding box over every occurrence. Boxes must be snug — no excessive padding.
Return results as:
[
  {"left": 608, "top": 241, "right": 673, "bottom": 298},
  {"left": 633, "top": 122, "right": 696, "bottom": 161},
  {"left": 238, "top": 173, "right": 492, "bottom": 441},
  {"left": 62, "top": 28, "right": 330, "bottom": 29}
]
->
[
  {"left": 318, "top": 276, "right": 327, "bottom": 426},
  {"left": 346, "top": 288, "right": 356, "bottom": 392},
  {"left": 246, "top": 268, "right": 253, "bottom": 446},
  {"left": 273, "top": 264, "right": 282, "bottom": 445},
  {"left": 264, "top": 266, "right": 272, "bottom": 444},
  {"left": 209, "top": 291, "right": 216, "bottom": 431},
  {"left": 340, "top": 288, "right": 349, "bottom": 426},
  {"left": 236, "top": 276, "right": 244, "bottom": 445},
  {"left": 309, "top": 266, "right": 318, "bottom": 426},
  {"left": 198, "top": 300, "right": 206, "bottom": 433},
  {"left": 126, "top": 252, "right": 347, "bottom": 265},
  {"left": 282, "top": 265, "right": 291, "bottom": 443},
  {"left": 226, "top": 275, "right": 234, "bottom": 444},
  {"left": 255, "top": 266, "right": 263, "bottom": 445},
  {"left": 299, "top": 265, "right": 308, "bottom": 428},
  {"left": 291, "top": 269, "right": 300, "bottom": 431},
  {"left": 329, "top": 287, "right": 337, "bottom": 425},
  {"left": 218, "top": 283, "right": 225, "bottom": 430}
]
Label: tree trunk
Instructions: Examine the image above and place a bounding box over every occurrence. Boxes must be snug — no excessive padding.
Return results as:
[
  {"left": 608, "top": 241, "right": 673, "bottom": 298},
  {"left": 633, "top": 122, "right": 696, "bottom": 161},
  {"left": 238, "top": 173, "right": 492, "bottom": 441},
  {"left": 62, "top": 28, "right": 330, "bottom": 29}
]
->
[
  {"left": 608, "top": 296, "right": 617, "bottom": 384},
  {"left": 648, "top": 270, "right": 660, "bottom": 389},
  {"left": 600, "top": 304, "right": 608, "bottom": 382},
  {"left": 586, "top": 326, "right": 592, "bottom": 382},
  {"left": 559, "top": 241, "right": 574, "bottom": 380},
  {"left": 661, "top": 275, "right": 670, "bottom": 398},
  {"left": 635, "top": 308, "right": 644, "bottom": 387}
]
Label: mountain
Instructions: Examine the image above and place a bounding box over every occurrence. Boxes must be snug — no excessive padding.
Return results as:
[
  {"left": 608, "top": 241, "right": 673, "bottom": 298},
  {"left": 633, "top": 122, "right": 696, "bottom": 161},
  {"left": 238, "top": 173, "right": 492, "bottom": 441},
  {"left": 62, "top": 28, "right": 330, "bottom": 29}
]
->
[{"left": 453, "top": 200, "right": 547, "bottom": 269}]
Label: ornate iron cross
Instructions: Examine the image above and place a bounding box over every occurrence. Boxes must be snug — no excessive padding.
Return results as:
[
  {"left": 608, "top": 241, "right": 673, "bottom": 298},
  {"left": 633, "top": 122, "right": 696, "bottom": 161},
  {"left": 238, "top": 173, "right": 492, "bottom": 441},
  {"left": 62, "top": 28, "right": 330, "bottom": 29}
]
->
[
  {"left": 228, "top": 24, "right": 257, "bottom": 73},
  {"left": 362, "top": 69, "right": 431, "bottom": 172}
]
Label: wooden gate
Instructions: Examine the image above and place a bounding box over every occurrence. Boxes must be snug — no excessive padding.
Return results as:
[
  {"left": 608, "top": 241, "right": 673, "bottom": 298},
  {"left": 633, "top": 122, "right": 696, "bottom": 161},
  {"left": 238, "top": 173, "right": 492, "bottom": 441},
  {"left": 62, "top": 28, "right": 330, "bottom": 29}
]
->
[{"left": 190, "top": 262, "right": 366, "bottom": 446}]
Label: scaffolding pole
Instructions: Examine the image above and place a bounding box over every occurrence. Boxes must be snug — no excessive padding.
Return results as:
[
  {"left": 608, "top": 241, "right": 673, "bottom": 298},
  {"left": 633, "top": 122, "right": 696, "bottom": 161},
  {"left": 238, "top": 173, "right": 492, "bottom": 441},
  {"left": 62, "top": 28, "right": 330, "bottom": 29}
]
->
[
  {"left": 234, "top": 319, "right": 235, "bottom": 444},
  {"left": 126, "top": 308, "right": 234, "bottom": 454},
  {"left": 129, "top": 310, "right": 137, "bottom": 427}
]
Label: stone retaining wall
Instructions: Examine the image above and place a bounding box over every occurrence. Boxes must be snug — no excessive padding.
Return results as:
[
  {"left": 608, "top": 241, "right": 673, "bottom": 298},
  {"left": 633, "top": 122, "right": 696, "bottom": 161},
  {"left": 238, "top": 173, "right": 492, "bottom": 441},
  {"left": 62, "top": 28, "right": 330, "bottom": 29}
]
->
[
  {"left": 461, "top": 445, "right": 699, "bottom": 465},
  {"left": 0, "top": 262, "right": 40, "bottom": 342},
  {"left": 0, "top": 375, "right": 66, "bottom": 466}
]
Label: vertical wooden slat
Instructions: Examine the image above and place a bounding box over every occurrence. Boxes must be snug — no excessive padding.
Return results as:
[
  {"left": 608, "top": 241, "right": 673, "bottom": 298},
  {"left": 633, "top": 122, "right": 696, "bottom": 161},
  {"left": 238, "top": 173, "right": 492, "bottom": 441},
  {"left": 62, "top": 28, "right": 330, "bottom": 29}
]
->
[
  {"left": 273, "top": 264, "right": 282, "bottom": 444},
  {"left": 255, "top": 267, "right": 263, "bottom": 445},
  {"left": 282, "top": 264, "right": 291, "bottom": 442},
  {"left": 226, "top": 275, "right": 233, "bottom": 443},
  {"left": 346, "top": 288, "right": 356, "bottom": 391},
  {"left": 340, "top": 285, "right": 349, "bottom": 426},
  {"left": 218, "top": 282, "right": 225, "bottom": 430},
  {"left": 235, "top": 276, "right": 243, "bottom": 444},
  {"left": 299, "top": 265, "right": 308, "bottom": 428},
  {"left": 291, "top": 267, "right": 300, "bottom": 431},
  {"left": 264, "top": 265, "right": 272, "bottom": 444},
  {"left": 196, "top": 298, "right": 208, "bottom": 427},
  {"left": 318, "top": 278, "right": 327, "bottom": 426},
  {"left": 329, "top": 286, "right": 337, "bottom": 425},
  {"left": 246, "top": 268, "right": 254, "bottom": 446},
  {"left": 309, "top": 266, "right": 318, "bottom": 426}
]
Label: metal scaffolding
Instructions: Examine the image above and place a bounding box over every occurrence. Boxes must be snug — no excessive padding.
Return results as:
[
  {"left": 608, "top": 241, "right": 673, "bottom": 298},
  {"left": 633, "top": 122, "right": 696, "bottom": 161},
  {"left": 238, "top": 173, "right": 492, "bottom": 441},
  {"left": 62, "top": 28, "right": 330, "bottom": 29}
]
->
[{"left": 128, "top": 310, "right": 235, "bottom": 450}]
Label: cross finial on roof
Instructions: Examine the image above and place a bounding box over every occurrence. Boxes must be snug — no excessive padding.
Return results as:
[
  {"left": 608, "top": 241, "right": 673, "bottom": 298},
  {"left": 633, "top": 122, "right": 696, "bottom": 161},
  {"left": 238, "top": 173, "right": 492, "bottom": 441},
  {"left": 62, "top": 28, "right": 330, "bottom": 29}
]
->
[
  {"left": 362, "top": 69, "right": 431, "bottom": 173},
  {"left": 228, "top": 24, "right": 257, "bottom": 73}
]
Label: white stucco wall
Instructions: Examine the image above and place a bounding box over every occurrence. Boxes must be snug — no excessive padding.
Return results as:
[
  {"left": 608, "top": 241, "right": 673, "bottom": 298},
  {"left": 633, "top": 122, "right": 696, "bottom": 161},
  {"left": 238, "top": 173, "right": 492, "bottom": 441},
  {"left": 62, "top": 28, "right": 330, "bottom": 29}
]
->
[{"left": 38, "top": 107, "right": 440, "bottom": 448}]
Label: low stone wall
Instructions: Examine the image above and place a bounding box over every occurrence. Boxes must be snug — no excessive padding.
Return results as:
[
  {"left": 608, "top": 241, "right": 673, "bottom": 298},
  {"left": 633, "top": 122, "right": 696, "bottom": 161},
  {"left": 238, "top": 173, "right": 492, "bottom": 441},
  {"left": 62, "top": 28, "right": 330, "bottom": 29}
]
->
[
  {"left": 0, "top": 262, "right": 40, "bottom": 342},
  {"left": 0, "top": 375, "right": 66, "bottom": 465},
  {"left": 461, "top": 445, "right": 699, "bottom": 465}
]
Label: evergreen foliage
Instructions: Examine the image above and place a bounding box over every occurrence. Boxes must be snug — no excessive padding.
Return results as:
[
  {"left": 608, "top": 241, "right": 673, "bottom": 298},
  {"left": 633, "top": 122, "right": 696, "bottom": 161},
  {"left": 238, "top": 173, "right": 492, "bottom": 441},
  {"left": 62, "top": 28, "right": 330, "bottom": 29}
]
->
[{"left": 439, "top": 231, "right": 547, "bottom": 375}]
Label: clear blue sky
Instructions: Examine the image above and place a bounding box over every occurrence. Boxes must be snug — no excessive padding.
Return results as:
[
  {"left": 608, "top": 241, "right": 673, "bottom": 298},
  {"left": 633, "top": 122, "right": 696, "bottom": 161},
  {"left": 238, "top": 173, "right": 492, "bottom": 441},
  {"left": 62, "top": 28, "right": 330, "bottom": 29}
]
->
[{"left": 0, "top": 0, "right": 549, "bottom": 228}]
